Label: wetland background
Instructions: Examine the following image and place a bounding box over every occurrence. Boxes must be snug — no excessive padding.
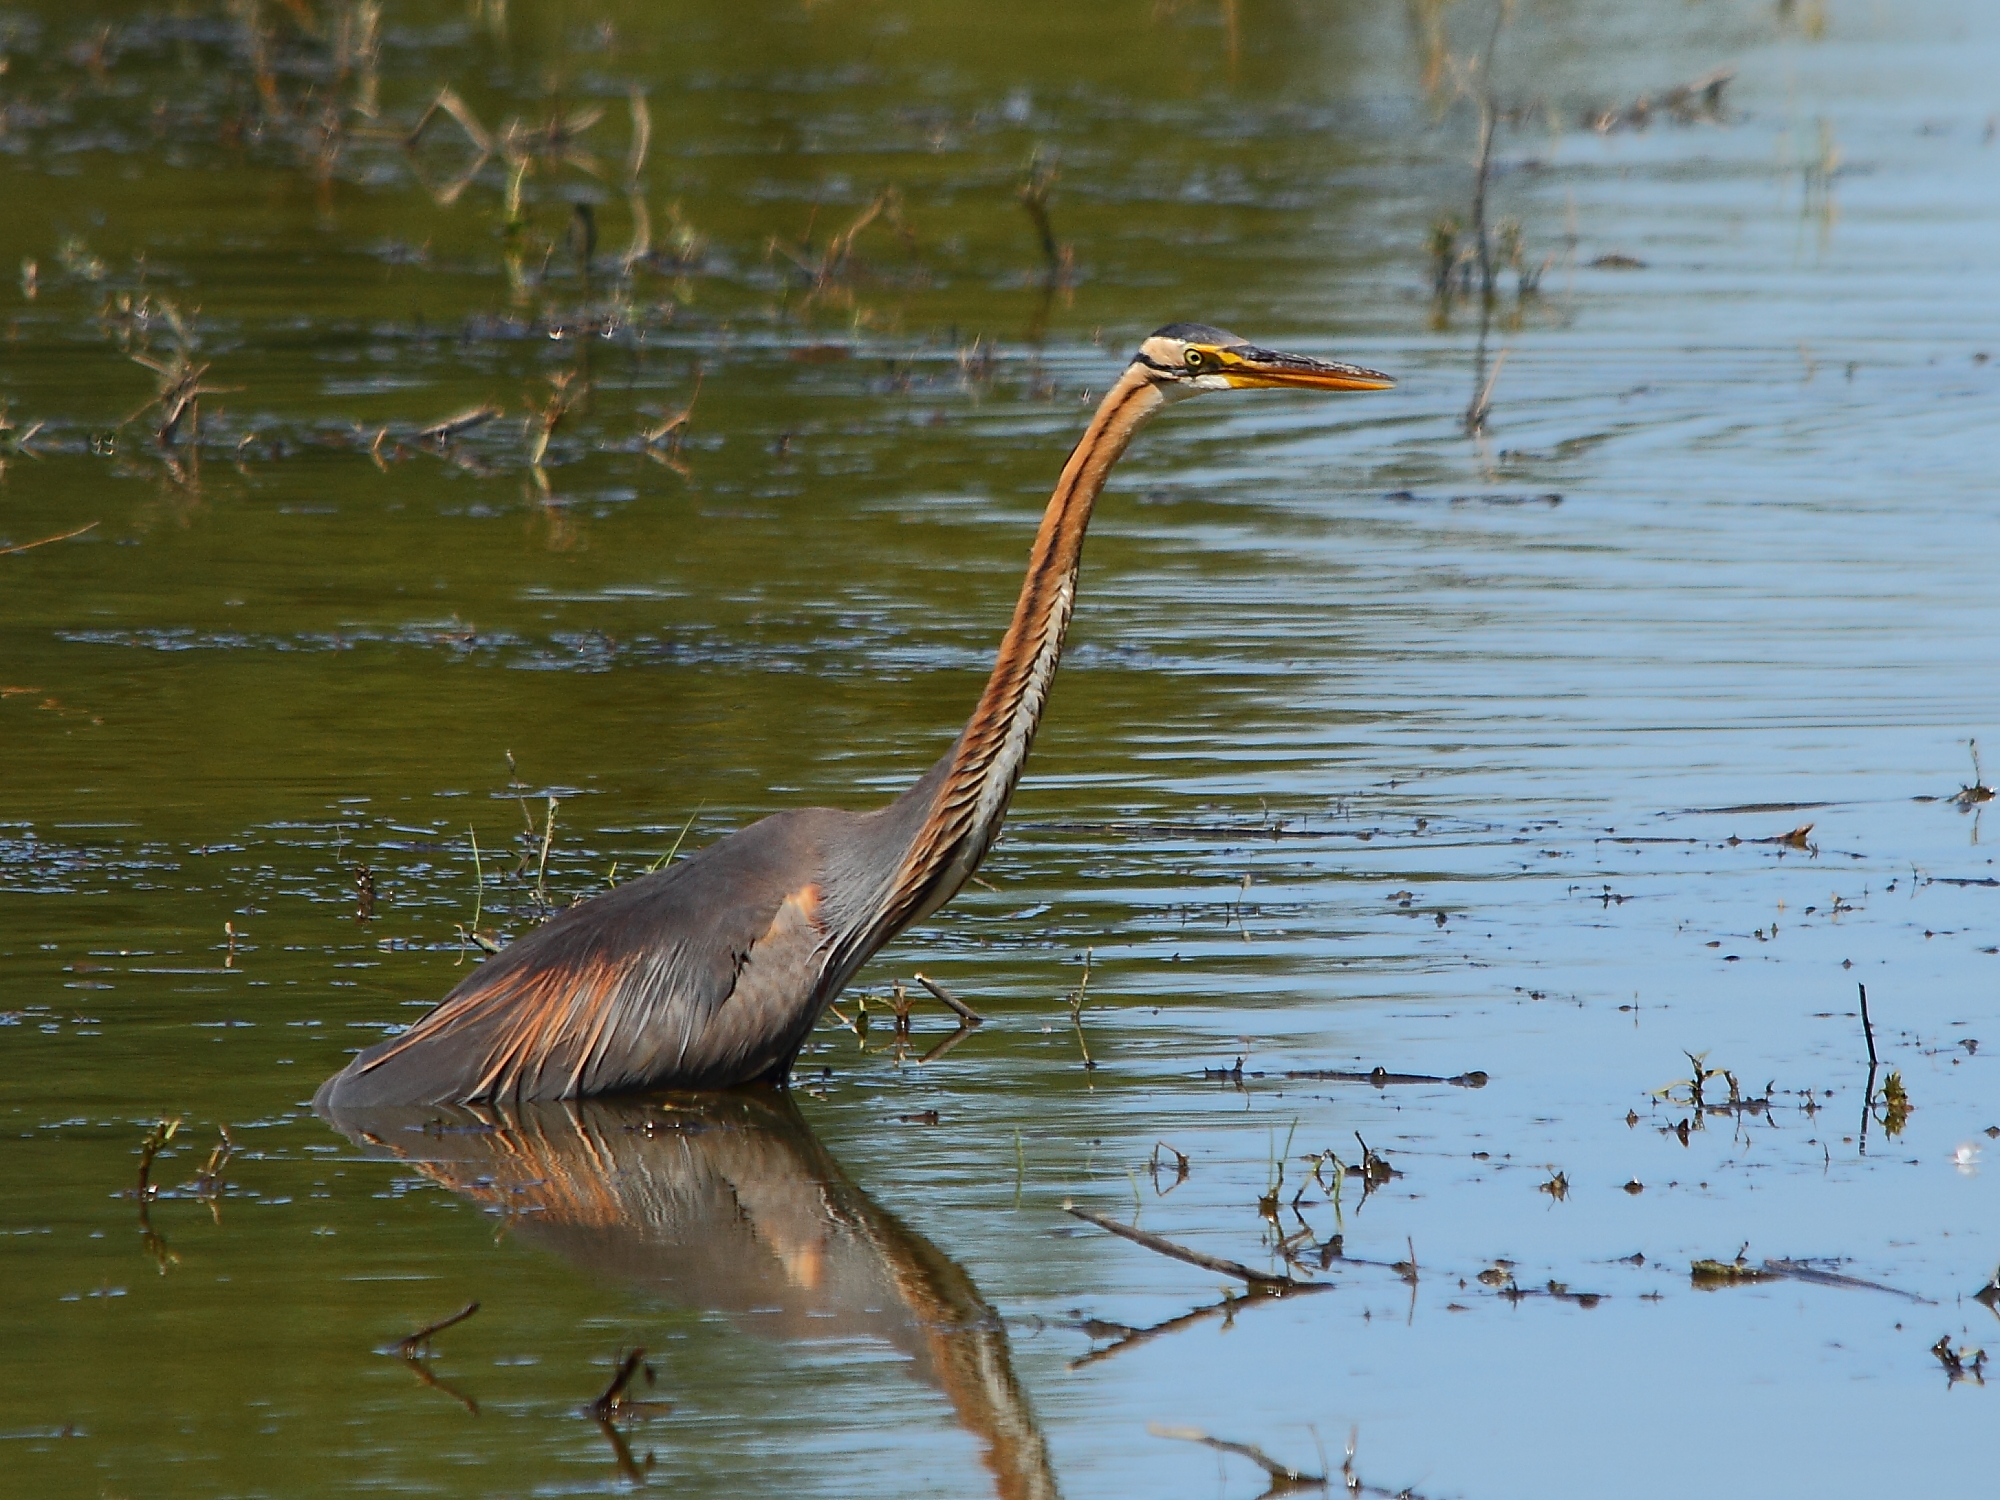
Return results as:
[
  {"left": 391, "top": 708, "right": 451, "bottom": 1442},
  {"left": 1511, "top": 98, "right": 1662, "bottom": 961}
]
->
[{"left": 3, "top": 0, "right": 1998, "bottom": 1494}]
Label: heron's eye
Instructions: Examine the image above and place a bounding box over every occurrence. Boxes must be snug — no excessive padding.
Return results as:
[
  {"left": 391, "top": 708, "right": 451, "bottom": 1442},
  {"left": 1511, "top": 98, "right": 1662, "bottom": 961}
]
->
[{"left": 1185, "top": 349, "right": 1205, "bottom": 369}]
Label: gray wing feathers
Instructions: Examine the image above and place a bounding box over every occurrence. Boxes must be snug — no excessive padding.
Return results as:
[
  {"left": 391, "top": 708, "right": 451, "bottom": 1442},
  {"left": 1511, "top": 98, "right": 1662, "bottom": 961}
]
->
[{"left": 314, "top": 808, "right": 845, "bottom": 1107}]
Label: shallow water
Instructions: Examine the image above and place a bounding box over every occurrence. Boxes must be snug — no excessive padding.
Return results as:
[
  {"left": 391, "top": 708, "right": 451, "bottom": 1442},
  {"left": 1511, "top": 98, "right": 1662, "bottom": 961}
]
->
[{"left": 3, "top": 1, "right": 1997, "bottom": 1495}]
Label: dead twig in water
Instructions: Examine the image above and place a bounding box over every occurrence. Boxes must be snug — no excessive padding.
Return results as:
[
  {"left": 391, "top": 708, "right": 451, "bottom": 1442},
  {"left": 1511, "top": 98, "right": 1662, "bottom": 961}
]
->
[
  {"left": 187, "top": 1126, "right": 235, "bottom": 1222},
  {"left": 395, "top": 1300, "right": 480, "bottom": 1359},
  {"left": 1066, "top": 948, "right": 1095, "bottom": 1071},
  {"left": 1932, "top": 1336, "right": 1987, "bottom": 1386},
  {"left": 587, "top": 1347, "right": 668, "bottom": 1422},
  {"left": 912, "top": 972, "right": 984, "bottom": 1026},
  {"left": 533, "top": 795, "right": 560, "bottom": 909},
  {"left": 1150, "top": 1140, "right": 1191, "bottom": 1193},
  {"left": 1857, "top": 981, "right": 1885, "bottom": 1154},
  {"left": 1952, "top": 740, "right": 1994, "bottom": 807},
  {"left": 454, "top": 825, "right": 500, "bottom": 962},
  {"left": 1147, "top": 1423, "right": 1325, "bottom": 1493},
  {"left": 131, "top": 1117, "right": 182, "bottom": 1201},
  {"left": 1467, "top": 0, "right": 1508, "bottom": 299},
  {"left": 640, "top": 368, "right": 703, "bottom": 475},
  {"left": 1064, "top": 1203, "right": 1295, "bottom": 1289},
  {"left": 417, "top": 405, "right": 503, "bottom": 446},
  {"left": 767, "top": 187, "right": 920, "bottom": 299},
  {"left": 0, "top": 520, "right": 99, "bottom": 557},
  {"left": 1352, "top": 1132, "right": 1398, "bottom": 1190},
  {"left": 1462, "top": 0, "right": 1510, "bottom": 434},
  {"left": 130, "top": 347, "right": 234, "bottom": 446},
  {"left": 527, "top": 371, "right": 584, "bottom": 480}
]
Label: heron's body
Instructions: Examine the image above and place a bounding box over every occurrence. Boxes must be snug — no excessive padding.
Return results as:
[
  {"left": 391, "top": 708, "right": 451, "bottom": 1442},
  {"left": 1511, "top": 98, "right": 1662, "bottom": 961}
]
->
[{"left": 315, "top": 327, "right": 1390, "bottom": 1109}]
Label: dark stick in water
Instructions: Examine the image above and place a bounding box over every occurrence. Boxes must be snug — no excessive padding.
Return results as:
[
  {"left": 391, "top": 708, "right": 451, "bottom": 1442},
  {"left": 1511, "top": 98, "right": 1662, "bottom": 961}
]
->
[{"left": 395, "top": 1300, "right": 480, "bottom": 1358}]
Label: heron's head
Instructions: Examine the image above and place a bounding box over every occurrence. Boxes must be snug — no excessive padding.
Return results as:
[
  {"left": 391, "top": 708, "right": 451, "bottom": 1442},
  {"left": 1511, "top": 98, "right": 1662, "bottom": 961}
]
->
[{"left": 1131, "top": 323, "right": 1394, "bottom": 400}]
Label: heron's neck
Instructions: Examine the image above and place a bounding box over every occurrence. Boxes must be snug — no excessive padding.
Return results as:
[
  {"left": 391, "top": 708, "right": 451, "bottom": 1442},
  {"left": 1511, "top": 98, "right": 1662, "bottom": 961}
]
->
[{"left": 887, "top": 365, "right": 1168, "bottom": 923}]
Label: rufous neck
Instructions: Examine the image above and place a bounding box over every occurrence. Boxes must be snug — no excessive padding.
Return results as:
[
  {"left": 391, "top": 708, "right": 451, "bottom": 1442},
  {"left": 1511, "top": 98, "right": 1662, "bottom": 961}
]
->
[{"left": 881, "top": 365, "right": 1167, "bottom": 922}]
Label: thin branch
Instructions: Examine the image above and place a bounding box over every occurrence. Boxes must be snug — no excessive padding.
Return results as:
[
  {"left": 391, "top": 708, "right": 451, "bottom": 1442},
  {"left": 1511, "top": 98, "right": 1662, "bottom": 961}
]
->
[
  {"left": 913, "top": 972, "right": 985, "bottom": 1025},
  {"left": 416, "top": 405, "right": 503, "bottom": 445},
  {"left": 0, "top": 520, "right": 99, "bottom": 557},
  {"left": 395, "top": 1299, "right": 480, "bottom": 1358},
  {"left": 587, "top": 1348, "right": 653, "bottom": 1421},
  {"left": 1147, "top": 1423, "right": 1326, "bottom": 1491},
  {"left": 1065, "top": 1204, "right": 1294, "bottom": 1289}
]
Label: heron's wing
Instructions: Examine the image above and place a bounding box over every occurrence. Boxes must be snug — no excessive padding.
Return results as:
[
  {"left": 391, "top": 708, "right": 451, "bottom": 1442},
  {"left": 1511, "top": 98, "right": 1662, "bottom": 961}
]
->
[{"left": 317, "top": 809, "right": 842, "bottom": 1105}]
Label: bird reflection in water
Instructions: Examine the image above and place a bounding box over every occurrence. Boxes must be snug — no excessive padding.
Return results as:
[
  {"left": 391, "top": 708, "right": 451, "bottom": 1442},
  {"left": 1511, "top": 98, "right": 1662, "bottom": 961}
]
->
[{"left": 320, "top": 1090, "right": 1058, "bottom": 1500}]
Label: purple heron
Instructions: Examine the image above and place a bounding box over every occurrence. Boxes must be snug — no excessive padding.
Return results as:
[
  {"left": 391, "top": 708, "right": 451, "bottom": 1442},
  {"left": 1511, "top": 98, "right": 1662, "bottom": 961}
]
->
[{"left": 315, "top": 325, "right": 1392, "bottom": 1107}]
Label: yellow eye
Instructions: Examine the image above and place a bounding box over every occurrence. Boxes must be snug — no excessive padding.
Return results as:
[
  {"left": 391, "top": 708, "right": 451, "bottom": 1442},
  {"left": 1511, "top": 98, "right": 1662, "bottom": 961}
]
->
[{"left": 1185, "top": 349, "right": 1205, "bottom": 368}]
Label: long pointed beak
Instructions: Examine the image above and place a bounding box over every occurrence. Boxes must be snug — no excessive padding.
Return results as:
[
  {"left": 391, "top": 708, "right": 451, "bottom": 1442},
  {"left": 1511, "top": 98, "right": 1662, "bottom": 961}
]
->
[{"left": 1219, "top": 345, "right": 1395, "bottom": 392}]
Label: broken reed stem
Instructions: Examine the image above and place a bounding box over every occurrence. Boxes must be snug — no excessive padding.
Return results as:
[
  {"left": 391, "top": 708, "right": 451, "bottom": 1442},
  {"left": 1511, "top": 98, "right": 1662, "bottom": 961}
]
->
[
  {"left": 1068, "top": 947, "right": 1095, "bottom": 1071},
  {"left": 535, "top": 796, "right": 559, "bottom": 907},
  {"left": 1064, "top": 1203, "right": 1292, "bottom": 1289},
  {"left": 1468, "top": 0, "right": 1509, "bottom": 300},
  {"left": 469, "top": 825, "right": 485, "bottom": 929},
  {"left": 527, "top": 372, "right": 581, "bottom": 470},
  {"left": 646, "top": 805, "right": 703, "bottom": 873},
  {"left": 454, "top": 825, "right": 500, "bottom": 961},
  {"left": 191, "top": 1126, "right": 235, "bottom": 1207},
  {"left": 588, "top": 1348, "right": 649, "bottom": 1421},
  {"left": 0, "top": 520, "right": 100, "bottom": 557},
  {"left": 396, "top": 1300, "right": 480, "bottom": 1358},
  {"left": 506, "top": 750, "right": 534, "bottom": 833},
  {"left": 1856, "top": 981, "right": 1880, "bottom": 1154},
  {"left": 1463, "top": 0, "right": 1510, "bottom": 434},
  {"left": 1469, "top": 111, "right": 1496, "bottom": 301},
  {"left": 417, "top": 405, "right": 502, "bottom": 445},
  {"left": 133, "top": 1116, "right": 182, "bottom": 1199},
  {"left": 913, "top": 972, "right": 984, "bottom": 1025}
]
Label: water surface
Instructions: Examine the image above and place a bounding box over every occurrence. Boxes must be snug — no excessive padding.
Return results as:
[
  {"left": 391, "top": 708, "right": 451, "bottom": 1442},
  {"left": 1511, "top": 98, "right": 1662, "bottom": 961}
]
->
[{"left": 3, "top": 1, "right": 1997, "bottom": 1495}]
